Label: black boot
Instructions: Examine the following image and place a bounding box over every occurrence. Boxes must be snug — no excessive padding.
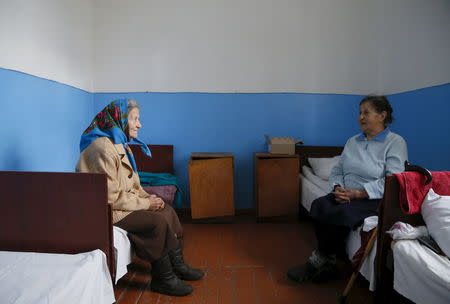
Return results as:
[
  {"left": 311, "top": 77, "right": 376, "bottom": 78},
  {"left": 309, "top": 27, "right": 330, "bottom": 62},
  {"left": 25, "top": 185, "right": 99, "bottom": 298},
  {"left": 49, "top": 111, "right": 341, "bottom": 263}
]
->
[
  {"left": 287, "top": 250, "right": 338, "bottom": 284},
  {"left": 169, "top": 247, "right": 204, "bottom": 281},
  {"left": 311, "top": 262, "right": 339, "bottom": 283},
  {"left": 150, "top": 255, "right": 193, "bottom": 296},
  {"left": 287, "top": 260, "right": 319, "bottom": 283}
]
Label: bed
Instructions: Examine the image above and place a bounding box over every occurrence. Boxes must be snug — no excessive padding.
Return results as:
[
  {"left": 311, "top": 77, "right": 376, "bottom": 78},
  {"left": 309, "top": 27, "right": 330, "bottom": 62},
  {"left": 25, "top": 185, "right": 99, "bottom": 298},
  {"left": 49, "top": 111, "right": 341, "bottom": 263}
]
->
[
  {"left": 295, "top": 145, "right": 378, "bottom": 291},
  {"left": 0, "top": 144, "right": 174, "bottom": 304},
  {"left": 0, "top": 171, "right": 116, "bottom": 304},
  {"left": 375, "top": 175, "right": 450, "bottom": 304},
  {"left": 129, "top": 144, "right": 179, "bottom": 206}
]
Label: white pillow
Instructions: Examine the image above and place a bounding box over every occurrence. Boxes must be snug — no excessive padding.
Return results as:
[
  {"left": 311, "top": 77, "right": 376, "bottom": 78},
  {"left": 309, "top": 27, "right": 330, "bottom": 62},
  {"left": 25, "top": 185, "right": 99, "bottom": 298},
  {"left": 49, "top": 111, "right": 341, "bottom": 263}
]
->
[
  {"left": 421, "top": 188, "right": 450, "bottom": 257},
  {"left": 308, "top": 156, "right": 341, "bottom": 180},
  {"left": 302, "top": 165, "right": 331, "bottom": 193}
]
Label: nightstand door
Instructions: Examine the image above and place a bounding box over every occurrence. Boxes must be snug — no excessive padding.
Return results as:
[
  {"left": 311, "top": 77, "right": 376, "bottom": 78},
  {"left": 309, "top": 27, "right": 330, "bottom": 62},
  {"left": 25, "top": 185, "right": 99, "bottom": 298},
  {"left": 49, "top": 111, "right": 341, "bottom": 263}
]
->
[
  {"left": 256, "top": 156, "right": 299, "bottom": 217},
  {"left": 189, "top": 157, "right": 235, "bottom": 219}
]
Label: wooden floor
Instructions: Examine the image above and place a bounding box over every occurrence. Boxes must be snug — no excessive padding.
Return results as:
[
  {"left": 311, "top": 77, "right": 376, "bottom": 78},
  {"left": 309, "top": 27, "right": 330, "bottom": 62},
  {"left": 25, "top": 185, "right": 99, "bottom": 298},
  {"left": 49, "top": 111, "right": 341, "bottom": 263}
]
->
[{"left": 114, "top": 216, "right": 374, "bottom": 304}]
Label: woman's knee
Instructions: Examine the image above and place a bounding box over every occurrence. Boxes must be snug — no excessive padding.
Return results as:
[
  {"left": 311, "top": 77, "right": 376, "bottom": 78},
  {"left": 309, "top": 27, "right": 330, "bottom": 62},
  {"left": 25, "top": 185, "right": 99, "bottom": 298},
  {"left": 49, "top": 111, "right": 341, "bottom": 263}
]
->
[
  {"left": 133, "top": 211, "right": 170, "bottom": 234},
  {"left": 310, "top": 194, "right": 335, "bottom": 216}
]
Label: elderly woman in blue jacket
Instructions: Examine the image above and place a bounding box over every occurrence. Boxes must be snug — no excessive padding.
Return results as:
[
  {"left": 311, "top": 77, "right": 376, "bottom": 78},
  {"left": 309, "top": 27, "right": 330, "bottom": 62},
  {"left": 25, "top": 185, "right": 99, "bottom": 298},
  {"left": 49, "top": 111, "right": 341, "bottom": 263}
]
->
[{"left": 288, "top": 95, "right": 408, "bottom": 283}]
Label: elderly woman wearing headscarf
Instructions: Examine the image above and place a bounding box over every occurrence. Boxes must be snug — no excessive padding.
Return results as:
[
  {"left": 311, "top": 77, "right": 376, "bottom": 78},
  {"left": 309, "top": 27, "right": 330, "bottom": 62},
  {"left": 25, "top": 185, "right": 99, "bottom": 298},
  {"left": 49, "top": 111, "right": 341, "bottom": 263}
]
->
[{"left": 76, "top": 99, "right": 203, "bottom": 297}]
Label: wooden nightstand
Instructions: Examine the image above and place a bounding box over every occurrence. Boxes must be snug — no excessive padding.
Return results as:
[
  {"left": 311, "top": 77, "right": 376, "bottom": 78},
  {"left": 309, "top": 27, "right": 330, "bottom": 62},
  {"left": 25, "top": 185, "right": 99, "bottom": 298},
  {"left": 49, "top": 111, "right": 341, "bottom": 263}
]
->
[
  {"left": 188, "top": 153, "right": 235, "bottom": 219},
  {"left": 254, "top": 153, "right": 299, "bottom": 219}
]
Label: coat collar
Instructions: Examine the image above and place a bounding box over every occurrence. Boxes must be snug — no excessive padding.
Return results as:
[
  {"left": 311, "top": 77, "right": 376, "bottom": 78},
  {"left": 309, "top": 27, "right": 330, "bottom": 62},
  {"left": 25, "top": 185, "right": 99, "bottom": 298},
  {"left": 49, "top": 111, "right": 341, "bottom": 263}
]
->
[
  {"left": 113, "top": 143, "right": 126, "bottom": 155},
  {"left": 113, "top": 143, "right": 134, "bottom": 171}
]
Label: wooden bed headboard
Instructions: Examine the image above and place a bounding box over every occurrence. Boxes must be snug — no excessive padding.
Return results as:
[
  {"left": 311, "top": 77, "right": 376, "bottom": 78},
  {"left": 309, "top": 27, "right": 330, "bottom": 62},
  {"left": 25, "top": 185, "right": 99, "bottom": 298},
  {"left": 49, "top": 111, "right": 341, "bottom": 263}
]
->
[
  {"left": 0, "top": 171, "right": 115, "bottom": 279},
  {"left": 130, "top": 144, "right": 174, "bottom": 173},
  {"left": 295, "top": 145, "right": 344, "bottom": 170}
]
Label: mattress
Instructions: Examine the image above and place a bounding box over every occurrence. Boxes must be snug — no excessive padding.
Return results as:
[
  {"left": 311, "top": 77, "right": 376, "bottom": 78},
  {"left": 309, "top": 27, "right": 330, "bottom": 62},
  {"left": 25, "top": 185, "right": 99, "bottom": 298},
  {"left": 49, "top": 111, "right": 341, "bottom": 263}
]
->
[
  {"left": 300, "top": 170, "right": 377, "bottom": 290},
  {"left": 0, "top": 249, "right": 115, "bottom": 304},
  {"left": 0, "top": 227, "right": 133, "bottom": 304},
  {"left": 393, "top": 240, "right": 450, "bottom": 304}
]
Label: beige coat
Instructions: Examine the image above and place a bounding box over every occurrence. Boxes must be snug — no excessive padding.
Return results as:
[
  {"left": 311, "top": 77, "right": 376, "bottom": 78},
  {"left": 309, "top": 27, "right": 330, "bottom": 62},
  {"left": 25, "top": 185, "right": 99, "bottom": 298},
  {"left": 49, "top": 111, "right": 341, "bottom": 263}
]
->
[{"left": 76, "top": 137, "right": 151, "bottom": 223}]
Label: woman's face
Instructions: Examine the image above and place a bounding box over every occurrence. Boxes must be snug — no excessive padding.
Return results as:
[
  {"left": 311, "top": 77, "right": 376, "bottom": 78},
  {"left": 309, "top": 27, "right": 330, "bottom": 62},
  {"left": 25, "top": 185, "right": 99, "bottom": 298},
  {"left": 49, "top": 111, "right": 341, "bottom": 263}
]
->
[
  {"left": 127, "top": 108, "right": 142, "bottom": 139},
  {"left": 358, "top": 102, "right": 386, "bottom": 134}
]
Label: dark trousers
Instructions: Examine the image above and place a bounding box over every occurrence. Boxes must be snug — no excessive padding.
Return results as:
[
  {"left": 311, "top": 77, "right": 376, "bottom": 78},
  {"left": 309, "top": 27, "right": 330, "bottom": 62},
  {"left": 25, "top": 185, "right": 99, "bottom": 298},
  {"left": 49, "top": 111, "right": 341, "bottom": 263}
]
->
[
  {"left": 115, "top": 205, "right": 183, "bottom": 262},
  {"left": 310, "top": 193, "right": 380, "bottom": 256},
  {"left": 313, "top": 222, "right": 350, "bottom": 255}
]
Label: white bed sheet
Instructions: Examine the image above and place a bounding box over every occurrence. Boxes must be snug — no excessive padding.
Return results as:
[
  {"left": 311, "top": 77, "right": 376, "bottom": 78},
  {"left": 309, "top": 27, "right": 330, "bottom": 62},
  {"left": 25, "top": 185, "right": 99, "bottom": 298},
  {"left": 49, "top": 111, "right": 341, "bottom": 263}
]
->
[
  {"left": 300, "top": 172, "right": 327, "bottom": 212},
  {"left": 300, "top": 171, "right": 377, "bottom": 291},
  {"left": 393, "top": 240, "right": 450, "bottom": 304},
  {"left": 302, "top": 166, "right": 330, "bottom": 194},
  {"left": 346, "top": 225, "right": 377, "bottom": 291},
  {"left": 0, "top": 227, "right": 133, "bottom": 304},
  {"left": 113, "top": 226, "right": 132, "bottom": 283},
  {"left": 0, "top": 249, "right": 115, "bottom": 304}
]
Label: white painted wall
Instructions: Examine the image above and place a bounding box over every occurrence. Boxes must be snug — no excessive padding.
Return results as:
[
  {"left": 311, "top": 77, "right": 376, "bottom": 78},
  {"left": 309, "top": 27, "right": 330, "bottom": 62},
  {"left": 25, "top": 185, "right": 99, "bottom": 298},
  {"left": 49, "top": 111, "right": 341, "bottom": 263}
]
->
[
  {"left": 1, "top": 0, "right": 449, "bottom": 94},
  {"left": 93, "top": 0, "right": 450, "bottom": 94},
  {"left": 377, "top": 0, "right": 450, "bottom": 93},
  {"left": 0, "top": 0, "right": 93, "bottom": 92},
  {"left": 93, "top": 0, "right": 378, "bottom": 94}
]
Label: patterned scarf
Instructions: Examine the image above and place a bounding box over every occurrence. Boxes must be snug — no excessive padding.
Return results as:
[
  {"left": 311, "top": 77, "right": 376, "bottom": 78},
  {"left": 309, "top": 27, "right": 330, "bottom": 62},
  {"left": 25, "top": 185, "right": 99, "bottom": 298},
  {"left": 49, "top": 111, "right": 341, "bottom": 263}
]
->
[{"left": 79, "top": 99, "right": 151, "bottom": 172}]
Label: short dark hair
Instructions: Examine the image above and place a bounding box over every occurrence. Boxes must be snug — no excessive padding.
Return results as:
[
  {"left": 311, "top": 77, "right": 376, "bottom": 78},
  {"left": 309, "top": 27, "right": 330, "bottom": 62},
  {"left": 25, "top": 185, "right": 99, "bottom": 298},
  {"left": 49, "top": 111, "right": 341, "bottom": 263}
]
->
[{"left": 360, "top": 95, "right": 394, "bottom": 126}]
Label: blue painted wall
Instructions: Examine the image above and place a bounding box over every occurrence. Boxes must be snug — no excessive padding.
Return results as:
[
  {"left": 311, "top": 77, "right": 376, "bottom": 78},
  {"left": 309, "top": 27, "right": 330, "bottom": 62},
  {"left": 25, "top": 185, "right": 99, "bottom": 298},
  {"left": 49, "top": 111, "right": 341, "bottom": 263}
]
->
[
  {"left": 1, "top": 67, "right": 448, "bottom": 208},
  {"left": 0, "top": 68, "right": 93, "bottom": 172},
  {"left": 94, "top": 93, "right": 364, "bottom": 208},
  {"left": 94, "top": 85, "right": 450, "bottom": 208},
  {"left": 389, "top": 83, "right": 450, "bottom": 171}
]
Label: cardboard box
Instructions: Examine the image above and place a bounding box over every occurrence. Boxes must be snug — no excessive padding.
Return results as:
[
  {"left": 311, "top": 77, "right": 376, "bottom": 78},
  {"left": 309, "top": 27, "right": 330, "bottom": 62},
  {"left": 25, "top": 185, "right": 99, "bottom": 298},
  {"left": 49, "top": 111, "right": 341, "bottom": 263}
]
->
[{"left": 264, "top": 135, "right": 302, "bottom": 155}]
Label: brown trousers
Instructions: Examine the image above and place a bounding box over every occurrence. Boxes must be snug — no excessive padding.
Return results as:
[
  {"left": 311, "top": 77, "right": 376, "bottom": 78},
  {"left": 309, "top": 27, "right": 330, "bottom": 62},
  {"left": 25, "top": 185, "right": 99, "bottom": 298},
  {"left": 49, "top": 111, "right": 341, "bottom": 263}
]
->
[{"left": 115, "top": 205, "right": 183, "bottom": 262}]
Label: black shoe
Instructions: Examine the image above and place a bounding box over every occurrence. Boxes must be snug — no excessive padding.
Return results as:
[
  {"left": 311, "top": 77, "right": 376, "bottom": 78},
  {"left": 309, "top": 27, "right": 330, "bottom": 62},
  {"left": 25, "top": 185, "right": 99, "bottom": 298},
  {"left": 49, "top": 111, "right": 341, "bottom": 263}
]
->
[
  {"left": 287, "top": 261, "right": 319, "bottom": 283},
  {"left": 150, "top": 255, "right": 193, "bottom": 296},
  {"left": 169, "top": 247, "right": 204, "bottom": 281}
]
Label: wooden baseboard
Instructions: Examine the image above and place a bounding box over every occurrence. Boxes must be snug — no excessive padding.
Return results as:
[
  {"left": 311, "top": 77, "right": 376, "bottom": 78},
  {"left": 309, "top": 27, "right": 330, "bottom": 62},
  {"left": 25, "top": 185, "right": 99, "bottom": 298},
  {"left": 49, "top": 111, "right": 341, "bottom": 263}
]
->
[
  {"left": 175, "top": 208, "right": 299, "bottom": 223},
  {"left": 256, "top": 214, "right": 299, "bottom": 223},
  {"left": 236, "top": 208, "right": 256, "bottom": 216},
  {"left": 175, "top": 208, "right": 256, "bottom": 223}
]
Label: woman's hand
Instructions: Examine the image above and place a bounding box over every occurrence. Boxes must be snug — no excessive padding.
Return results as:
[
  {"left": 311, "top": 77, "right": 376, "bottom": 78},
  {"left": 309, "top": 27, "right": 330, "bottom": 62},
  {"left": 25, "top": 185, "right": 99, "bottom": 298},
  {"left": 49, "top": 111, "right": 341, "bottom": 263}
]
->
[
  {"left": 148, "top": 195, "right": 165, "bottom": 211},
  {"left": 332, "top": 186, "right": 349, "bottom": 203},
  {"left": 332, "top": 187, "right": 368, "bottom": 203}
]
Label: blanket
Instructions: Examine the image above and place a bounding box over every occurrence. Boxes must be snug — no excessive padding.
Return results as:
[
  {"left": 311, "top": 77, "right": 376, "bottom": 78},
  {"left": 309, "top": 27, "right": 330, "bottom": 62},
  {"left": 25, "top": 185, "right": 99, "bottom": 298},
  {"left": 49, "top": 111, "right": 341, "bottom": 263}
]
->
[
  {"left": 138, "top": 172, "right": 183, "bottom": 208},
  {"left": 393, "top": 172, "right": 450, "bottom": 214}
]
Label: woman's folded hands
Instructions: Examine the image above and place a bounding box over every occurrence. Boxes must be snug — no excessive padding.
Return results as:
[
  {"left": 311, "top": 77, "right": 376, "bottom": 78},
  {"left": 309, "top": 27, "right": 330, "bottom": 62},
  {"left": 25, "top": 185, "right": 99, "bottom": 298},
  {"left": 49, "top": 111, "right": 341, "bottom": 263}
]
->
[
  {"left": 332, "top": 186, "right": 368, "bottom": 203},
  {"left": 148, "top": 194, "right": 165, "bottom": 211}
]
